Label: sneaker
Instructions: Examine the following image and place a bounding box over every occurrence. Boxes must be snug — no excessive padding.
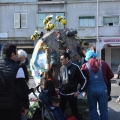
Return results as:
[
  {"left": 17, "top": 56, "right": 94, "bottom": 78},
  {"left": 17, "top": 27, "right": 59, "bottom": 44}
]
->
[{"left": 116, "top": 97, "right": 120, "bottom": 103}]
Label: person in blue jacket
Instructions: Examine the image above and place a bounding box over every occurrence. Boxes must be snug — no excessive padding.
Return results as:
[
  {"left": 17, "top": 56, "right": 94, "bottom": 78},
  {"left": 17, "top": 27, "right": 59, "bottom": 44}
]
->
[{"left": 50, "top": 96, "right": 66, "bottom": 120}]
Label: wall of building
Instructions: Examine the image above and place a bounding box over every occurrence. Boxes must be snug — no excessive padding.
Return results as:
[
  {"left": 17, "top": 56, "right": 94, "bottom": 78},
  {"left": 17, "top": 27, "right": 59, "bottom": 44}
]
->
[
  {"left": 98, "top": 1, "right": 120, "bottom": 37},
  {"left": 0, "top": 4, "right": 37, "bottom": 38},
  {"left": 0, "top": 0, "right": 37, "bottom": 2},
  {"left": 66, "top": 2, "right": 96, "bottom": 36},
  {"left": 0, "top": 0, "right": 120, "bottom": 70},
  {"left": 0, "top": 1, "right": 37, "bottom": 65}
]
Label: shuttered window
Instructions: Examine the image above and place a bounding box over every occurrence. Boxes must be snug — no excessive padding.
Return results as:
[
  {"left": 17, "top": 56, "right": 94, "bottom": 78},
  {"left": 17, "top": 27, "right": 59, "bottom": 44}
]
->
[
  {"left": 14, "top": 13, "right": 27, "bottom": 28},
  {"left": 103, "top": 16, "right": 119, "bottom": 26},
  {"left": 79, "top": 16, "right": 95, "bottom": 27},
  {"left": 14, "top": 13, "right": 20, "bottom": 28},
  {"left": 21, "top": 13, "right": 27, "bottom": 28}
]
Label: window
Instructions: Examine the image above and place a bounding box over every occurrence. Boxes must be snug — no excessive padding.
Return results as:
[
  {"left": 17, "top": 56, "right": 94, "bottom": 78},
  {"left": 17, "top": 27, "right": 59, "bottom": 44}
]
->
[
  {"left": 14, "top": 13, "right": 27, "bottom": 28},
  {"left": 103, "top": 16, "right": 119, "bottom": 26},
  {"left": 38, "top": 13, "right": 65, "bottom": 27},
  {"left": 79, "top": 16, "right": 95, "bottom": 27}
]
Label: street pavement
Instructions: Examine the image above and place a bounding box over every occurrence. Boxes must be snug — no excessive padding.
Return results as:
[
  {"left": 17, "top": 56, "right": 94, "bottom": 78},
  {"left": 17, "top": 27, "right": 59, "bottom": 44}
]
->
[
  {"left": 83, "top": 81, "right": 120, "bottom": 120},
  {"left": 29, "top": 78, "right": 120, "bottom": 120}
]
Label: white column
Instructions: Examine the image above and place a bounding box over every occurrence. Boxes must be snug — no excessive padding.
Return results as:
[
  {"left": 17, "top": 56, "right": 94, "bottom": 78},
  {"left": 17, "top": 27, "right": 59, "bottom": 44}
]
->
[{"left": 96, "top": 41, "right": 102, "bottom": 59}]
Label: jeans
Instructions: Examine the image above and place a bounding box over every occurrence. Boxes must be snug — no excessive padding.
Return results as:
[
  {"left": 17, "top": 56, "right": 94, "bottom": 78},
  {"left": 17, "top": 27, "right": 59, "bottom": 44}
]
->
[
  {"left": 87, "top": 87, "right": 108, "bottom": 120},
  {"left": 21, "top": 114, "right": 27, "bottom": 120}
]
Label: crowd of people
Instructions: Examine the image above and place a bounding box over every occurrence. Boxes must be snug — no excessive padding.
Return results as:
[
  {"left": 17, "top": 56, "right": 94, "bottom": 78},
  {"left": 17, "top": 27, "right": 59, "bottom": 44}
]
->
[{"left": 0, "top": 43, "right": 115, "bottom": 120}]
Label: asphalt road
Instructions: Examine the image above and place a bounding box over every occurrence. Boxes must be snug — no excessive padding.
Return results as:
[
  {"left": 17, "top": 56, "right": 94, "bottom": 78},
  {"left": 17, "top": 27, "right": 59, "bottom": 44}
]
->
[{"left": 29, "top": 79, "right": 120, "bottom": 120}]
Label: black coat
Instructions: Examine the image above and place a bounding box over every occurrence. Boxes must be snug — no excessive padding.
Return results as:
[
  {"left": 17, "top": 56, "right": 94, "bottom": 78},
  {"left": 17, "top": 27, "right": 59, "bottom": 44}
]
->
[
  {"left": 20, "top": 62, "right": 34, "bottom": 94},
  {"left": 44, "top": 80, "right": 56, "bottom": 97},
  {"left": 0, "top": 57, "right": 29, "bottom": 109}
]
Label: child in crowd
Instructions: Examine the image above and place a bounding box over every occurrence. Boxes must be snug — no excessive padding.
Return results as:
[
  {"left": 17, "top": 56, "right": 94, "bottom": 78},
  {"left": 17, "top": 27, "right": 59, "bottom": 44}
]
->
[
  {"left": 50, "top": 96, "right": 78, "bottom": 120},
  {"left": 40, "top": 68, "right": 56, "bottom": 97},
  {"left": 50, "top": 96, "right": 66, "bottom": 120}
]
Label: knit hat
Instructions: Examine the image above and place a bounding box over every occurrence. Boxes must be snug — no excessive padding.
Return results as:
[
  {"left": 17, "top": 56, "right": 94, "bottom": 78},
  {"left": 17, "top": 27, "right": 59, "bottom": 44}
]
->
[{"left": 85, "top": 49, "right": 97, "bottom": 61}]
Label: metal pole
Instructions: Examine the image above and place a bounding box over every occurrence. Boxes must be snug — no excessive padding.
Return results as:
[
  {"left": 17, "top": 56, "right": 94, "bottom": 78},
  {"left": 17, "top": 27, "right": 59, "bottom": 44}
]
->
[
  {"left": 96, "top": 0, "right": 101, "bottom": 59},
  {"left": 97, "top": 0, "right": 98, "bottom": 42}
]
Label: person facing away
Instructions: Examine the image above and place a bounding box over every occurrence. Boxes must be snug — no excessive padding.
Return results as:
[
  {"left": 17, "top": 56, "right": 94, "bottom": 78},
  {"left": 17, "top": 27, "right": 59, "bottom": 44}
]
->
[
  {"left": 18, "top": 49, "right": 37, "bottom": 120},
  {"left": 117, "top": 64, "right": 120, "bottom": 79},
  {"left": 81, "top": 49, "right": 114, "bottom": 120},
  {"left": 50, "top": 96, "right": 66, "bottom": 120},
  {"left": 59, "top": 52, "right": 87, "bottom": 120},
  {"left": 18, "top": 49, "right": 29, "bottom": 82},
  {"left": 40, "top": 68, "right": 56, "bottom": 97},
  {"left": 115, "top": 65, "right": 120, "bottom": 103},
  {"left": 0, "top": 43, "right": 29, "bottom": 120},
  {"left": 18, "top": 49, "right": 36, "bottom": 94}
]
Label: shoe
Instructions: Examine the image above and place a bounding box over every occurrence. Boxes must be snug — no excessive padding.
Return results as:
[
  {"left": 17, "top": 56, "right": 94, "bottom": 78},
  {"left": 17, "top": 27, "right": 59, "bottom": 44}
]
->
[
  {"left": 108, "top": 96, "right": 112, "bottom": 102},
  {"left": 116, "top": 97, "right": 120, "bottom": 103},
  {"left": 79, "top": 114, "right": 84, "bottom": 120}
]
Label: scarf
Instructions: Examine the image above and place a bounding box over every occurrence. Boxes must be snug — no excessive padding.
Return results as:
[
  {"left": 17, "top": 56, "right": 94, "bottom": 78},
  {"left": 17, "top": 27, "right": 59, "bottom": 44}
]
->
[{"left": 60, "top": 60, "right": 72, "bottom": 84}]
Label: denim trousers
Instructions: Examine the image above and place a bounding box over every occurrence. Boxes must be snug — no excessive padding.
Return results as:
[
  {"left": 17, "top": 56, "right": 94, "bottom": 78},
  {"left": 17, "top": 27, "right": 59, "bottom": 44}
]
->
[
  {"left": 87, "top": 87, "right": 108, "bottom": 120},
  {"left": 21, "top": 114, "right": 27, "bottom": 120}
]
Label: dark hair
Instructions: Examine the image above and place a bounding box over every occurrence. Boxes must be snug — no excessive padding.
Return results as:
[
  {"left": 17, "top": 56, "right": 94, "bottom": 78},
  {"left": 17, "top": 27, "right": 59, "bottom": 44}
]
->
[
  {"left": 50, "top": 96, "right": 60, "bottom": 105},
  {"left": 2, "top": 43, "right": 17, "bottom": 58},
  {"left": 61, "top": 52, "right": 70, "bottom": 60},
  {"left": 43, "top": 68, "right": 54, "bottom": 80}
]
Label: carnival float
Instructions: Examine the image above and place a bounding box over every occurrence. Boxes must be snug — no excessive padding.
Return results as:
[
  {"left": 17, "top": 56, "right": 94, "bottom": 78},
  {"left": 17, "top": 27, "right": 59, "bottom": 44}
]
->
[{"left": 30, "top": 14, "right": 85, "bottom": 85}]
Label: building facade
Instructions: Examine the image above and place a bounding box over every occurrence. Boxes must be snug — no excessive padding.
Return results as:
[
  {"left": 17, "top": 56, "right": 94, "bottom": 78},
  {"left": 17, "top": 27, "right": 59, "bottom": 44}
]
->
[
  {"left": 0, "top": 0, "right": 37, "bottom": 63},
  {"left": 0, "top": 0, "right": 120, "bottom": 70}
]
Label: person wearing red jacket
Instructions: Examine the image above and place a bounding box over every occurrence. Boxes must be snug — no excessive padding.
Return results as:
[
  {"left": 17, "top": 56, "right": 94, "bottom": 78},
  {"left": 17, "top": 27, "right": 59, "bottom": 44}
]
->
[{"left": 81, "top": 50, "right": 114, "bottom": 120}]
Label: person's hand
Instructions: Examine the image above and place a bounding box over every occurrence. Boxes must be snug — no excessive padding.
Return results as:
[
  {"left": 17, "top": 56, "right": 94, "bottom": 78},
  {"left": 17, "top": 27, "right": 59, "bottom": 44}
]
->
[
  {"left": 58, "top": 95, "right": 60, "bottom": 99},
  {"left": 30, "top": 98, "right": 39, "bottom": 102},
  {"left": 21, "top": 108, "right": 28, "bottom": 115},
  {"left": 34, "top": 85, "right": 40, "bottom": 92},
  {"left": 73, "top": 92, "right": 79, "bottom": 97},
  {"left": 33, "top": 87, "right": 37, "bottom": 92}
]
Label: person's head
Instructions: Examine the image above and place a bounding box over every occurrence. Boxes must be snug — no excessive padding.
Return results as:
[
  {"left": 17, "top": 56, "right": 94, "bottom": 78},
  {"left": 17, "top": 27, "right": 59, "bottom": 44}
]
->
[
  {"left": 2, "top": 43, "right": 18, "bottom": 62},
  {"left": 18, "top": 49, "right": 27, "bottom": 63},
  {"left": 43, "top": 68, "right": 55, "bottom": 80},
  {"left": 50, "top": 96, "right": 60, "bottom": 107},
  {"left": 85, "top": 49, "right": 98, "bottom": 61},
  {"left": 60, "top": 52, "right": 70, "bottom": 65}
]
